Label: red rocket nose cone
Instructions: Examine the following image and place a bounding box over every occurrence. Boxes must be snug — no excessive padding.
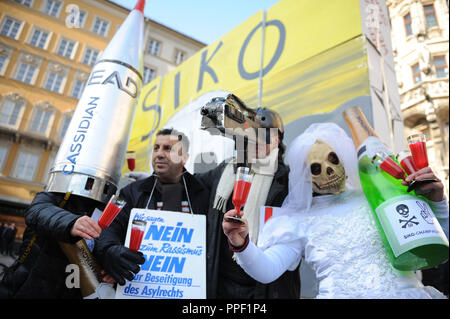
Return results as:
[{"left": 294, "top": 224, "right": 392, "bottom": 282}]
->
[{"left": 133, "top": 0, "right": 146, "bottom": 13}]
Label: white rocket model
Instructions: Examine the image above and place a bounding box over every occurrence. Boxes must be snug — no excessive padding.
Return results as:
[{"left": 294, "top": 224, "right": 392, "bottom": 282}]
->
[{"left": 47, "top": 0, "right": 146, "bottom": 203}]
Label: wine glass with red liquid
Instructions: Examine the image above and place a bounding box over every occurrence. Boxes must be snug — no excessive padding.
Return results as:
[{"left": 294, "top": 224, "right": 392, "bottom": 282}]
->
[
  {"left": 129, "top": 220, "right": 147, "bottom": 252},
  {"left": 404, "top": 134, "right": 437, "bottom": 192},
  {"left": 127, "top": 151, "right": 136, "bottom": 172},
  {"left": 396, "top": 150, "right": 418, "bottom": 176},
  {"left": 407, "top": 133, "right": 428, "bottom": 170},
  {"left": 226, "top": 166, "right": 252, "bottom": 224},
  {"left": 98, "top": 195, "right": 126, "bottom": 229},
  {"left": 372, "top": 151, "right": 406, "bottom": 180}
]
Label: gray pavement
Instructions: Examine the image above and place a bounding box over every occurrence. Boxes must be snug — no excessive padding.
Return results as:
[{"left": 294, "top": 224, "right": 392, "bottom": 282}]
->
[{"left": 0, "top": 253, "right": 16, "bottom": 281}]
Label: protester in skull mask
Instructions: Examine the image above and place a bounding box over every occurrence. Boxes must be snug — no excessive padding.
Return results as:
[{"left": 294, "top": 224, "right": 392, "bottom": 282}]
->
[
  {"left": 223, "top": 122, "right": 448, "bottom": 298},
  {"left": 196, "top": 107, "right": 301, "bottom": 299},
  {"left": 94, "top": 128, "right": 209, "bottom": 286}
]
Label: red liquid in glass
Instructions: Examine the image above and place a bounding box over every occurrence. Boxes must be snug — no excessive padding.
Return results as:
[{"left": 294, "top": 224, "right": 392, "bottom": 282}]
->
[
  {"left": 380, "top": 157, "right": 406, "bottom": 180},
  {"left": 129, "top": 227, "right": 145, "bottom": 251},
  {"left": 409, "top": 141, "right": 428, "bottom": 170},
  {"left": 232, "top": 180, "right": 252, "bottom": 212},
  {"left": 98, "top": 203, "right": 122, "bottom": 229},
  {"left": 400, "top": 156, "right": 418, "bottom": 175},
  {"left": 127, "top": 158, "right": 136, "bottom": 171}
]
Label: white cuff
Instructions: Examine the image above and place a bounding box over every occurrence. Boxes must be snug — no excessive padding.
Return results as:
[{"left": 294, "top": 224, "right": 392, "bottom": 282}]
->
[{"left": 235, "top": 240, "right": 259, "bottom": 267}]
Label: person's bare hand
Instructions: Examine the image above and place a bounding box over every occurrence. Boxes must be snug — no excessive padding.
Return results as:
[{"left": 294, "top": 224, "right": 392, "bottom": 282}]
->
[
  {"left": 100, "top": 270, "right": 116, "bottom": 284},
  {"left": 222, "top": 209, "right": 248, "bottom": 248},
  {"left": 401, "top": 167, "right": 444, "bottom": 202},
  {"left": 70, "top": 216, "right": 101, "bottom": 240}
]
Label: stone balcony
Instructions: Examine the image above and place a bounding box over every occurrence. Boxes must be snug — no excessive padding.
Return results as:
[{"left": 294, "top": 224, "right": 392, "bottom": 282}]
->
[{"left": 400, "top": 78, "right": 449, "bottom": 125}]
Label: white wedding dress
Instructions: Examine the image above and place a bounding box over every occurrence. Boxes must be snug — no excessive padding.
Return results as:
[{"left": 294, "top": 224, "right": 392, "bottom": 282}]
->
[
  {"left": 234, "top": 122, "right": 448, "bottom": 299},
  {"left": 236, "top": 190, "right": 448, "bottom": 299}
]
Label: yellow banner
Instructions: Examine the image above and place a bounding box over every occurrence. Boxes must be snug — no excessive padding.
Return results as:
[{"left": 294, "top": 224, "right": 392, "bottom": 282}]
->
[{"left": 126, "top": 0, "right": 367, "bottom": 172}]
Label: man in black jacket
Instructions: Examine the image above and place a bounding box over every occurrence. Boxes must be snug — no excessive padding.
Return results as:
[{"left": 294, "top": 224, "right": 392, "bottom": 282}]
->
[
  {"left": 94, "top": 128, "right": 210, "bottom": 286},
  {"left": 3, "top": 192, "right": 105, "bottom": 298},
  {"left": 196, "top": 108, "right": 301, "bottom": 299}
]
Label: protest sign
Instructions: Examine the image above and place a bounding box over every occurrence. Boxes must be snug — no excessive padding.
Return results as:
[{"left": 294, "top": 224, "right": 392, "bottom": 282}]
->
[{"left": 115, "top": 209, "right": 206, "bottom": 299}]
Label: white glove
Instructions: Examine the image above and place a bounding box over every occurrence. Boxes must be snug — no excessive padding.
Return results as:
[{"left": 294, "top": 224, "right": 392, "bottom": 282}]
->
[{"left": 124, "top": 171, "right": 151, "bottom": 181}]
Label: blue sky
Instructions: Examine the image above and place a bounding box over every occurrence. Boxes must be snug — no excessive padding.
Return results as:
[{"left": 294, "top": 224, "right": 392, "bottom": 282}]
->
[{"left": 110, "top": 0, "right": 280, "bottom": 44}]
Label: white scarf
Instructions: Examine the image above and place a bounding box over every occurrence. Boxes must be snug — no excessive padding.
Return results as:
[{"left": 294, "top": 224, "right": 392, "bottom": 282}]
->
[{"left": 213, "top": 148, "right": 279, "bottom": 245}]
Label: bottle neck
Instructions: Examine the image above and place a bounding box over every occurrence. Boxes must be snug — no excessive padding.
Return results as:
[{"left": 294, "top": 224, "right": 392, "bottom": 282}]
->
[
  {"left": 343, "top": 106, "right": 380, "bottom": 149},
  {"left": 59, "top": 240, "right": 101, "bottom": 297}
]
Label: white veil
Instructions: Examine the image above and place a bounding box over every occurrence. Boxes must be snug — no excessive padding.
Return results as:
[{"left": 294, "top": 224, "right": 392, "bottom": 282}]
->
[
  {"left": 258, "top": 122, "right": 362, "bottom": 250},
  {"left": 282, "top": 122, "right": 361, "bottom": 211}
]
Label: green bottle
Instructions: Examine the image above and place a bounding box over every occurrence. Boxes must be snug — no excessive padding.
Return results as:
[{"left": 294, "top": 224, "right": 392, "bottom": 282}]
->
[{"left": 343, "top": 106, "right": 448, "bottom": 271}]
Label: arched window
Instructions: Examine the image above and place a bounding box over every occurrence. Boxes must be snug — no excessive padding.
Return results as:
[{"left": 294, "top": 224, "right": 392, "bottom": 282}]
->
[
  {"left": 0, "top": 93, "right": 27, "bottom": 129},
  {"left": 27, "top": 101, "right": 55, "bottom": 136}
]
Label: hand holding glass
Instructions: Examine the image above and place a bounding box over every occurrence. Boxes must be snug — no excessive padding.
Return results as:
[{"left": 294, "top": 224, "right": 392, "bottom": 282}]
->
[
  {"left": 98, "top": 195, "right": 126, "bottom": 229},
  {"left": 407, "top": 134, "right": 428, "bottom": 170},
  {"left": 405, "top": 135, "right": 437, "bottom": 192},
  {"left": 226, "top": 167, "right": 252, "bottom": 224},
  {"left": 129, "top": 220, "right": 146, "bottom": 252}
]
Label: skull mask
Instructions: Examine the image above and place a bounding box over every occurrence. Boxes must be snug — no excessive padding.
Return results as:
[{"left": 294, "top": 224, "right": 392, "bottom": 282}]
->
[{"left": 307, "top": 139, "right": 346, "bottom": 195}]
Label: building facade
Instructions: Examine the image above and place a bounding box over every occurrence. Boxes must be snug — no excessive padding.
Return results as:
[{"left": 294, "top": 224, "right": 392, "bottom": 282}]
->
[
  {"left": 387, "top": 0, "right": 449, "bottom": 196},
  {"left": 0, "top": 0, "right": 205, "bottom": 238}
]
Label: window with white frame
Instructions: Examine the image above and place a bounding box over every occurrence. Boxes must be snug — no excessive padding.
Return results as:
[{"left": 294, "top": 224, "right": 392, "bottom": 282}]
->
[
  {"left": 43, "top": 0, "right": 63, "bottom": 18},
  {"left": 67, "top": 8, "right": 87, "bottom": 28},
  {"left": 0, "top": 143, "right": 10, "bottom": 174},
  {"left": 15, "top": 63, "right": 37, "bottom": 84},
  {"left": 70, "top": 71, "right": 88, "bottom": 99},
  {"left": 92, "top": 17, "right": 110, "bottom": 37},
  {"left": 41, "top": 151, "right": 56, "bottom": 184},
  {"left": 81, "top": 47, "right": 99, "bottom": 66},
  {"left": 0, "top": 94, "right": 26, "bottom": 129},
  {"left": 28, "top": 102, "right": 55, "bottom": 135},
  {"left": 71, "top": 79, "right": 86, "bottom": 99},
  {"left": 147, "top": 39, "right": 161, "bottom": 56},
  {"left": 0, "top": 45, "right": 13, "bottom": 76},
  {"left": 28, "top": 27, "right": 51, "bottom": 49},
  {"left": 423, "top": 4, "right": 438, "bottom": 29},
  {"left": 11, "top": 146, "right": 41, "bottom": 181},
  {"left": 403, "top": 12, "right": 413, "bottom": 37},
  {"left": 143, "top": 66, "right": 156, "bottom": 84},
  {"left": 412, "top": 63, "right": 422, "bottom": 84},
  {"left": 43, "top": 62, "right": 68, "bottom": 94},
  {"left": 0, "top": 55, "right": 8, "bottom": 75},
  {"left": 14, "top": 0, "right": 34, "bottom": 7},
  {"left": 58, "top": 111, "right": 72, "bottom": 138},
  {"left": 14, "top": 53, "right": 42, "bottom": 85},
  {"left": 44, "top": 72, "right": 64, "bottom": 93},
  {"left": 174, "top": 49, "right": 186, "bottom": 65},
  {"left": 0, "top": 16, "right": 23, "bottom": 40},
  {"left": 433, "top": 56, "right": 448, "bottom": 78},
  {"left": 56, "top": 37, "right": 76, "bottom": 59}
]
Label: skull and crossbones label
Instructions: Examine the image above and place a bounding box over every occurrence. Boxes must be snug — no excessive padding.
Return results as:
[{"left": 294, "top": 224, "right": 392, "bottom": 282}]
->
[
  {"left": 395, "top": 204, "right": 420, "bottom": 228},
  {"left": 375, "top": 195, "right": 444, "bottom": 256}
]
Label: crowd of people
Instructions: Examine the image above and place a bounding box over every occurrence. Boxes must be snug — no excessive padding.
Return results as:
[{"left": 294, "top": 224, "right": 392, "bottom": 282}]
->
[
  {"left": 0, "top": 107, "right": 448, "bottom": 299},
  {"left": 0, "top": 222, "right": 17, "bottom": 257}
]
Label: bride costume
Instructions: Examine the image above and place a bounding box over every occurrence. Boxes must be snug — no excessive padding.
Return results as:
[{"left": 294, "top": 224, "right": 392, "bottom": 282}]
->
[{"left": 234, "top": 123, "right": 448, "bottom": 299}]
